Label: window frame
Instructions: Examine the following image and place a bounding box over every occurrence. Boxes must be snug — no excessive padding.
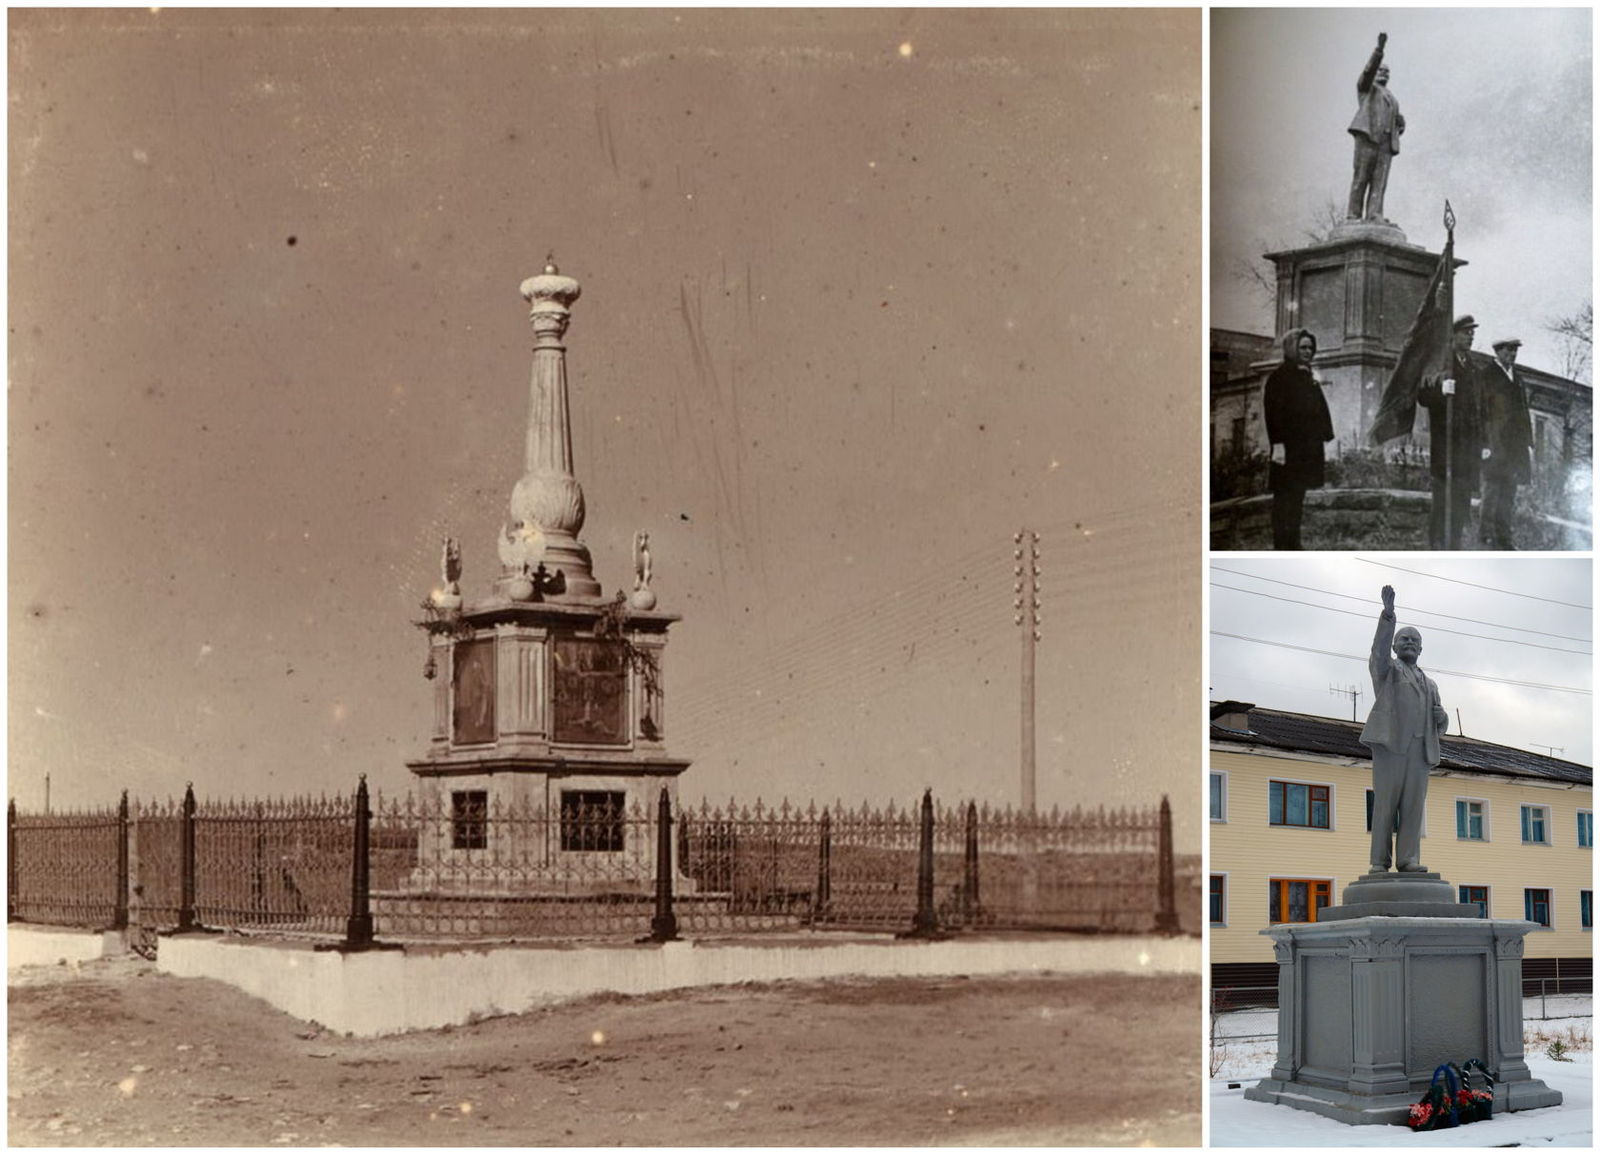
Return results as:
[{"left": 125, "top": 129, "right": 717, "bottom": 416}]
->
[
  {"left": 1269, "top": 778, "right": 1333, "bottom": 831},
  {"left": 1581, "top": 889, "right": 1593, "bottom": 932},
  {"left": 559, "top": 789, "right": 627, "bottom": 853},
  {"left": 1578, "top": 809, "right": 1593, "bottom": 850},
  {"left": 1209, "top": 770, "right": 1228, "bottom": 823},
  {"left": 1520, "top": 803, "right": 1553, "bottom": 846},
  {"left": 1523, "top": 886, "right": 1554, "bottom": 930},
  {"left": 450, "top": 789, "right": 489, "bottom": 851},
  {"left": 1454, "top": 797, "right": 1489, "bottom": 842},
  {"left": 1209, "top": 873, "right": 1228, "bottom": 927},
  {"left": 1267, "top": 876, "right": 1334, "bottom": 925},
  {"left": 1458, "top": 884, "right": 1490, "bottom": 918}
]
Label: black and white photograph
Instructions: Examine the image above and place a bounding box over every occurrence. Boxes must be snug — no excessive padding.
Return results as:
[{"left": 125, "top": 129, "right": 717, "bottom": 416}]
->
[
  {"left": 7, "top": 9, "right": 1203, "bottom": 1147},
  {"left": 1210, "top": 8, "right": 1593, "bottom": 552}
]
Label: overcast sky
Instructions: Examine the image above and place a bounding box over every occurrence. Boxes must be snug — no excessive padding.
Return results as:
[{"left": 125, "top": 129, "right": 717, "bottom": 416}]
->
[
  {"left": 1211, "top": 556, "right": 1593, "bottom": 767},
  {"left": 8, "top": 12, "right": 1202, "bottom": 847},
  {"left": 1211, "top": 8, "right": 1593, "bottom": 381}
]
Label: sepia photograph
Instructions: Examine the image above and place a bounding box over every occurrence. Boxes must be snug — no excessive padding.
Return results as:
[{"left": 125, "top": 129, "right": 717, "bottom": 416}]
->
[
  {"left": 1209, "top": 555, "right": 1592, "bottom": 1144},
  {"left": 1209, "top": 8, "right": 1593, "bottom": 552},
  {"left": 8, "top": 9, "right": 1202, "bottom": 1146}
]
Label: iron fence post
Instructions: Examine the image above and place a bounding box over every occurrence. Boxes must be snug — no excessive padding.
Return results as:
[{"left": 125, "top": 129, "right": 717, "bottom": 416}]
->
[
  {"left": 1156, "top": 794, "right": 1178, "bottom": 934},
  {"left": 343, "top": 775, "right": 375, "bottom": 950},
  {"left": 8, "top": 798, "right": 18, "bottom": 923},
  {"left": 907, "top": 789, "right": 939, "bottom": 938},
  {"left": 177, "top": 783, "right": 198, "bottom": 933},
  {"left": 812, "top": 808, "right": 832, "bottom": 924},
  {"left": 963, "top": 801, "right": 979, "bottom": 927},
  {"left": 113, "top": 790, "right": 130, "bottom": 931},
  {"left": 649, "top": 786, "right": 679, "bottom": 942}
]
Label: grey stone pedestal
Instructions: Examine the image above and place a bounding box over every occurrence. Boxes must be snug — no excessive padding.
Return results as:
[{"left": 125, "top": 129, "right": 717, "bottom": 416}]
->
[{"left": 1244, "top": 917, "right": 1563, "bottom": 1125}]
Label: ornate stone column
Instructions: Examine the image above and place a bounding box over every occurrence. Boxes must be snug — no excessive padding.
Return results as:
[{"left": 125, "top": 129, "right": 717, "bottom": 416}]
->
[{"left": 497, "top": 258, "right": 602, "bottom": 600}]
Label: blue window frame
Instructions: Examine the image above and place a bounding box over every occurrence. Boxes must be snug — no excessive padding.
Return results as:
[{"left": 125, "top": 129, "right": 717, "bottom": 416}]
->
[
  {"left": 1524, "top": 888, "right": 1552, "bottom": 928},
  {"left": 1210, "top": 773, "right": 1226, "bottom": 822},
  {"left": 1521, "top": 805, "right": 1550, "bottom": 845},
  {"left": 1579, "top": 811, "right": 1593, "bottom": 849},
  {"left": 1455, "top": 799, "right": 1486, "bottom": 841},
  {"left": 1458, "top": 885, "right": 1489, "bottom": 918},
  {"left": 1582, "top": 890, "right": 1592, "bottom": 931}
]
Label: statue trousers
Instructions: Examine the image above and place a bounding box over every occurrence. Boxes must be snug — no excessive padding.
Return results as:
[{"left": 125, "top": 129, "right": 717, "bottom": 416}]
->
[
  {"left": 1348, "top": 136, "right": 1393, "bottom": 220},
  {"left": 1370, "top": 736, "right": 1429, "bottom": 870}
]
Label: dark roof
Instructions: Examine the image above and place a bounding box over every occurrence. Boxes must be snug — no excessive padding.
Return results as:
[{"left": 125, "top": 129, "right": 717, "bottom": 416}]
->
[{"left": 1210, "top": 703, "right": 1591, "bottom": 787}]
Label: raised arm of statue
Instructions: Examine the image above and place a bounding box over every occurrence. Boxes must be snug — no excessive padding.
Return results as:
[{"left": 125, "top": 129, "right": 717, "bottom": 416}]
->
[
  {"left": 1357, "top": 34, "right": 1386, "bottom": 93},
  {"left": 1369, "top": 585, "right": 1397, "bottom": 693}
]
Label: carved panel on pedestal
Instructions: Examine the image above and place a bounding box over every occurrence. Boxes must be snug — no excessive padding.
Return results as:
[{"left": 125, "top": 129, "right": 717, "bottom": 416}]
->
[
  {"left": 552, "top": 637, "right": 628, "bottom": 745},
  {"left": 1408, "top": 953, "right": 1487, "bottom": 1076},
  {"left": 452, "top": 636, "right": 497, "bottom": 746},
  {"left": 1299, "top": 267, "right": 1346, "bottom": 348}
]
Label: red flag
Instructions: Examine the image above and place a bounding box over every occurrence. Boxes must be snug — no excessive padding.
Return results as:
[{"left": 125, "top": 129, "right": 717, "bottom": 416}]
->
[{"left": 1369, "top": 234, "right": 1454, "bottom": 445}]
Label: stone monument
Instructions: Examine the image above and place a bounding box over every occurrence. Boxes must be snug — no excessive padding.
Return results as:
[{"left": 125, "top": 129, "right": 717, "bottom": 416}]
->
[
  {"left": 1255, "top": 32, "right": 1463, "bottom": 456},
  {"left": 404, "top": 259, "right": 689, "bottom": 894},
  {"left": 1244, "top": 588, "right": 1563, "bottom": 1124}
]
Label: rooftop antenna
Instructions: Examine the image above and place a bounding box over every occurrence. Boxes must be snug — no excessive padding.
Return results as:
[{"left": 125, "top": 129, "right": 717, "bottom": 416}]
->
[
  {"left": 1329, "top": 683, "right": 1362, "bottom": 721},
  {"left": 1530, "top": 743, "right": 1565, "bottom": 758}
]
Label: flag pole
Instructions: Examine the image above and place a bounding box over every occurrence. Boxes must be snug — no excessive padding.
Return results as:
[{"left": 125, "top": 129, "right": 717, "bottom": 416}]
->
[{"left": 1440, "top": 201, "right": 1456, "bottom": 548}]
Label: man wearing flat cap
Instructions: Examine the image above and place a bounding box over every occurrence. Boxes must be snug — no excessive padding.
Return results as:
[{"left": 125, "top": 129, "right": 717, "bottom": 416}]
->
[
  {"left": 1479, "top": 337, "right": 1535, "bottom": 549},
  {"left": 1417, "top": 315, "right": 1488, "bottom": 549}
]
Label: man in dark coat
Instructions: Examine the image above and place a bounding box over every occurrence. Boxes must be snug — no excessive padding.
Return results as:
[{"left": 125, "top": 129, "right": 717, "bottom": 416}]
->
[
  {"left": 1479, "top": 337, "right": 1534, "bottom": 549},
  {"left": 1263, "top": 328, "right": 1334, "bottom": 549},
  {"left": 1418, "top": 315, "right": 1488, "bottom": 550},
  {"left": 1347, "top": 32, "right": 1405, "bottom": 222}
]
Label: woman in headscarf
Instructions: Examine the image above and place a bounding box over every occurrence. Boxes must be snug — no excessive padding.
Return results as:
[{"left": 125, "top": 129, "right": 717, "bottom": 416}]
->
[{"left": 1263, "top": 328, "right": 1335, "bottom": 549}]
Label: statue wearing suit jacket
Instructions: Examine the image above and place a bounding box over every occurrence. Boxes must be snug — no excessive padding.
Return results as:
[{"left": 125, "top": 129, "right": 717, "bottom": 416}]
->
[
  {"left": 1347, "top": 33, "right": 1404, "bottom": 222},
  {"left": 1358, "top": 585, "right": 1449, "bottom": 873}
]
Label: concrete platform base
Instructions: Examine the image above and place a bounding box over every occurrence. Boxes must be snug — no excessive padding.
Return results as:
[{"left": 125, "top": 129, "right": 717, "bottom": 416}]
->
[
  {"left": 1244, "top": 916, "right": 1562, "bottom": 1125},
  {"left": 1320, "top": 870, "right": 1482, "bottom": 921}
]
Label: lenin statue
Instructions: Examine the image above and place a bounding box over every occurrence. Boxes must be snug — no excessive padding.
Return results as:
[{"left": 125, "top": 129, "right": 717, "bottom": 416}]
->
[
  {"left": 1358, "top": 585, "right": 1448, "bottom": 872},
  {"left": 1347, "top": 33, "right": 1404, "bottom": 223}
]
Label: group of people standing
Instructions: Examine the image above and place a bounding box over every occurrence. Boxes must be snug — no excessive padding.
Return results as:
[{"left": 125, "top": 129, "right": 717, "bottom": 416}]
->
[{"left": 1264, "top": 316, "right": 1535, "bottom": 550}]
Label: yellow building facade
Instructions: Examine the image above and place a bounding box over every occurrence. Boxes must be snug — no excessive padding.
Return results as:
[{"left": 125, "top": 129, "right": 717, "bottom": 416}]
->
[{"left": 1210, "top": 704, "right": 1592, "bottom": 989}]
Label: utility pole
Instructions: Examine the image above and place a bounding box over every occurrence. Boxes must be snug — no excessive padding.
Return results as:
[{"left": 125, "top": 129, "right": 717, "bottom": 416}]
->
[
  {"left": 1014, "top": 530, "right": 1040, "bottom": 813},
  {"left": 1329, "top": 683, "right": 1362, "bottom": 721}
]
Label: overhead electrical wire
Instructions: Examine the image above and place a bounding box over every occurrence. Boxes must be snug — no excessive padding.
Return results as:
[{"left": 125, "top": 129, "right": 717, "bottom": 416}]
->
[
  {"left": 1353, "top": 557, "right": 1592, "bottom": 610},
  {"left": 1210, "top": 632, "right": 1592, "bottom": 696}
]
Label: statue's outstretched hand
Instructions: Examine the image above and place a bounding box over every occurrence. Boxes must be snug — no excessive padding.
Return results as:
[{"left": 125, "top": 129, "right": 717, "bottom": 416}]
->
[
  {"left": 1378, "top": 32, "right": 1387, "bottom": 48},
  {"left": 1381, "top": 585, "right": 1396, "bottom": 612}
]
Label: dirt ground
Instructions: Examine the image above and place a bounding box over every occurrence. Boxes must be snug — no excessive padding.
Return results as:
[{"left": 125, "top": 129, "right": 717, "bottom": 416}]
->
[{"left": 8, "top": 954, "right": 1200, "bottom": 1147}]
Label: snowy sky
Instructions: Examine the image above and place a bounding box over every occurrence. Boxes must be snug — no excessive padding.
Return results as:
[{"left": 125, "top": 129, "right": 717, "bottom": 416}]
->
[
  {"left": 8, "top": 11, "right": 1202, "bottom": 846},
  {"left": 1210, "top": 556, "right": 1593, "bottom": 767},
  {"left": 1211, "top": 8, "right": 1593, "bottom": 381}
]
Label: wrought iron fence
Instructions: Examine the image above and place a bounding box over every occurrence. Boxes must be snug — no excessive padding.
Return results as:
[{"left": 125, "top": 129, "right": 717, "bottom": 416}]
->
[{"left": 8, "top": 783, "right": 1181, "bottom": 949}]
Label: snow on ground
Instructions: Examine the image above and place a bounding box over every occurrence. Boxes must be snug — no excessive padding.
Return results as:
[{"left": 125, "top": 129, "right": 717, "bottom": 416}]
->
[{"left": 1210, "top": 997, "right": 1592, "bottom": 1147}]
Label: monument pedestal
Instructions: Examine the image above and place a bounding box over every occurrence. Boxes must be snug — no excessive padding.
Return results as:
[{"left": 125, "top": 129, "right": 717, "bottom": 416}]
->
[
  {"left": 1260, "top": 226, "right": 1463, "bottom": 455},
  {"left": 1244, "top": 917, "right": 1563, "bottom": 1125}
]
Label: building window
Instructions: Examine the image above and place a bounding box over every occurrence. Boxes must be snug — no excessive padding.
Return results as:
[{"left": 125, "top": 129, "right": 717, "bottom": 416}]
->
[
  {"left": 1270, "top": 781, "right": 1330, "bottom": 829},
  {"left": 451, "top": 790, "right": 488, "bottom": 851},
  {"left": 1524, "top": 888, "right": 1552, "bottom": 929},
  {"left": 1364, "top": 789, "right": 1403, "bottom": 834},
  {"left": 1455, "top": 799, "right": 1487, "bottom": 841},
  {"left": 1520, "top": 805, "right": 1551, "bottom": 845},
  {"left": 1269, "top": 878, "right": 1331, "bottom": 924},
  {"left": 1582, "top": 890, "right": 1592, "bottom": 931},
  {"left": 1458, "top": 885, "right": 1489, "bottom": 918},
  {"left": 560, "top": 790, "right": 626, "bottom": 853},
  {"left": 1579, "top": 810, "right": 1593, "bottom": 849},
  {"left": 1210, "top": 772, "right": 1227, "bottom": 822},
  {"left": 1209, "top": 875, "right": 1227, "bottom": 926}
]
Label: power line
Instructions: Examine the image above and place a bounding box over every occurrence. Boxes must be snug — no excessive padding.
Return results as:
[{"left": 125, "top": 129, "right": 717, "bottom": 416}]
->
[
  {"left": 1211, "top": 583, "right": 1592, "bottom": 656},
  {"left": 1353, "top": 558, "right": 1593, "bottom": 611},
  {"left": 1210, "top": 632, "right": 1593, "bottom": 696},
  {"left": 1211, "top": 566, "right": 1592, "bottom": 643}
]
